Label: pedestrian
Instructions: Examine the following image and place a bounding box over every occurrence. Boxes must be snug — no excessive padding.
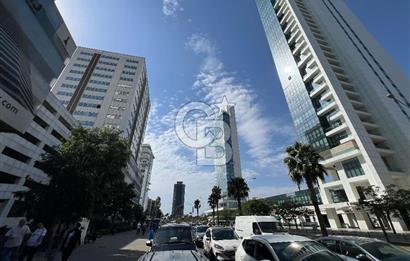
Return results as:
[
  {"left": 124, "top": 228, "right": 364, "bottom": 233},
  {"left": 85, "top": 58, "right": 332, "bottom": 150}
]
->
[
  {"left": 141, "top": 222, "right": 147, "bottom": 236},
  {"left": 136, "top": 222, "right": 141, "bottom": 235},
  {"left": 0, "top": 219, "right": 31, "bottom": 261},
  {"left": 18, "top": 222, "right": 46, "bottom": 261},
  {"left": 147, "top": 226, "right": 154, "bottom": 241},
  {"left": 60, "top": 223, "right": 82, "bottom": 261}
]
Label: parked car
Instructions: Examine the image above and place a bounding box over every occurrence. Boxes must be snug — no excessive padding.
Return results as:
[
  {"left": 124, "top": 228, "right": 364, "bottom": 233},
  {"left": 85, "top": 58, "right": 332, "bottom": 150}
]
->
[
  {"left": 193, "top": 225, "right": 208, "bottom": 247},
  {"left": 138, "top": 223, "right": 207, "bottom": 261},
  {"left": 203, "top": 226, "right": 241, "bottom": 261},
  {"left": 235, "top": 216, "right": 281, "bottom": 238},
  {"left": 235, "top": 234, "right": 344, "bottom": 261},
  {"left": 318, "top": 236, "right": 410, "bottom": 261}
]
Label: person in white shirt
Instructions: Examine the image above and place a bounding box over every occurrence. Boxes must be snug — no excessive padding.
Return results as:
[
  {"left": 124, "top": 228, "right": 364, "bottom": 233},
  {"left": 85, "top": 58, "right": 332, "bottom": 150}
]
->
[
  {"left": 0, "top": 219, "right": 31, "bottom": 261},
  {"left": 18, "top": 222, "right": 47, "bottom": 261}
]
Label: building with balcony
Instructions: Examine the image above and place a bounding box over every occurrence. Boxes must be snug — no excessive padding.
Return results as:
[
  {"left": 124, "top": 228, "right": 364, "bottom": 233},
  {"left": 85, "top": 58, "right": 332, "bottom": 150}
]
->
[
  {"left": 52, "top": 47, "right": 151, "bottom": 201},
  {"left": 0, "top": 93, "right": 78, "bottom": 226},
  {"left": 256, "top": 0, "right": 410, "bottom": 232},
  {"left": 139, "top": 144, "right": 154, "bottom": 211}
]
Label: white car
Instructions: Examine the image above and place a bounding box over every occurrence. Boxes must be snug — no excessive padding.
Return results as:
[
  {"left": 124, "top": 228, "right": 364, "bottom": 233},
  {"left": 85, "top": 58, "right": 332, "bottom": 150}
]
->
[
  {"left": 235, "top": 216, "right": 281, "bottom": 238},
  {"left": 203, "top": 227, "right": 241, "bottom": 260},
  {"left": 235, "top": 234, "right": 344, "bottom": 261}
]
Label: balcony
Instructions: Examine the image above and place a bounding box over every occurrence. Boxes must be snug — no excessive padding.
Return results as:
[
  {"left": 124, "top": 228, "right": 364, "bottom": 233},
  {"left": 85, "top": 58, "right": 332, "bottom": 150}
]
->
[
  {"left": 368, "top": 134, "right": 386, "bottom": 142},
  {"left": 303, "top": 66, "right": 320, "bottom": 82},
  {"left": 320, "top": 140, "right": 361, "bottom": 166},
  {"left": 325, "top": 123, "right": 348, "bottom": 137},
  {"left": 292, "top": 41, "right": 307, "bottom": 55},
  {"left": 317, "top": 101, "right": 337, "bottom": 116},
  {"left": 363, "top": 121, "right": 379, "bottom": 130},
  {"left": 309, "top": 82, "right": 327, "bottom": 98},
  {"left": 320, "top": 91, "right": 333, "bottom": 101},
  {"left": 298, "top": 53, "right": 313, "bottom": 69},
  {"left": 284, "top": 20, "right": 296, "bottom": 34},
  {"left": 288, "top": 30, "right": 301, "bottom": 44},
  {"left": 328, "top": 110, "right": 343, "bottom": 121}
]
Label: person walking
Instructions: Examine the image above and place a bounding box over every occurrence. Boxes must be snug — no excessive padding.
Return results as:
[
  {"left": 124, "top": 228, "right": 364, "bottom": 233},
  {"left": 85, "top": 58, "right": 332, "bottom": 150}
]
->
[
  {"left": 0, "top": 219, "right": 31, "bottom": 261},
  {"left": 60, "top": 223, "right": 82, "bottom": 261},
  {"left": 147, "top": 226, "right": 154, "bottom": 241},
  {"left": 136, "top": 222, "right": 141, "bottom": 235},
  {"left": 141, "top": 222, "right": 147, "bottom": 236},
  {"left": 18, "top": 222, "right": 46, "bottom": 261}
]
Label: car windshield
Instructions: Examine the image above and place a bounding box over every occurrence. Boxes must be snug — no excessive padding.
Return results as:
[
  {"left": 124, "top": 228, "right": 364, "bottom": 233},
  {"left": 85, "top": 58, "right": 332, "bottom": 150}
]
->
[
  {"left": 271, "top": 241, "right": 342, "bottom": 261},
  {"left": 152, "top": 226, "right": 195, "bottom": 251},
  {"left": 196, "top": 226, "right": 207, "bottom": 233},
  {"left": 258, "top": 222, "right": 278, "bottom": 233},
  {"left": 212, "top": 229, "right": 238, "bottom": 240},
  {"left": 360, "top": 241, "right": 410, "bottom": 260}
]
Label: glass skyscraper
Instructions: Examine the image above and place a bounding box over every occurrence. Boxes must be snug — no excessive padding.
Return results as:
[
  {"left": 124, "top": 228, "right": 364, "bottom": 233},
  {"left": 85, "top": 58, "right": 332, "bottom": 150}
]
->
[{"left": 256, "top": 0, "right": 410, "bottom": 232}]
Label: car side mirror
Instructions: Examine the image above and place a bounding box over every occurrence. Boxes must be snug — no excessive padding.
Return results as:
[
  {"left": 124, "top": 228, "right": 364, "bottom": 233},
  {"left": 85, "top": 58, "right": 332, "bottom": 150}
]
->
[
  {"left": 356, "top": 254, "right": 370, "bottom": 261},
  {"left": 146, "top": 240, "right": 152, "bottom": 247}
]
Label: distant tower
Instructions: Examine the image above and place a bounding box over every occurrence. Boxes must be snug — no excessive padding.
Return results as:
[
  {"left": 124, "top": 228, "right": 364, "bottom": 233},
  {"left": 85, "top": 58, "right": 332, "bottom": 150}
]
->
[
  {"left": 214, "top": 105, "right": 242, "bottom": 209},
  {"left": 172, "top": 181, "right": 185, "bottom": 218},
  {"left": 139, "top": 144, "right": 154, "bottom": 211}
]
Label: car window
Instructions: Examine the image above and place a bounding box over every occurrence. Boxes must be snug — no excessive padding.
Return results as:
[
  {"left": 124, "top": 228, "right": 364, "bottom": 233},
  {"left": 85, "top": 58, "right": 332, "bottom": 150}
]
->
[
  {"left": 212, "top": 229, "right": 238, "bottom": 240},
  {"left": 205, "top": 230, "right": 211, "bottom": 238},
  {"left": 243, "top": 239, "right": 257, "bottom": 257},
  {"left": 319, "top": 239, "right": 341, "bottom": 253},
  {"left": 256, "top": 241, "right": 274, "bottom": 260},
  {"left": 253, "top": 222, "right": 261, "bottom": 235},
  {"left": 302, "top": 250, "right": 344, "bottom": 261},
  {"left": 270, "top": 241, "right": 330, "bottom": 261},
  {"left": 361, "top": 241, "right": 410, "bottom": 260},
  {"left": 340, "top": 241, "right": 364, "bottom": 258},
  {"left": 258, "top": 222, "right": 278, "bottom": 233}
]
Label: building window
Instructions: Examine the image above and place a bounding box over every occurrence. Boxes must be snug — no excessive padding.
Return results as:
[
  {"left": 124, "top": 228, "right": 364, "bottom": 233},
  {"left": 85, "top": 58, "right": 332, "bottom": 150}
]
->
[
  {"left": 342, "top": 158, "right": 365, "bottom": 178},
  {"left": 74, "top": 111, "right": 98, "bottom": 117},
  {"left": 329, "top": 189, "right": 348, "bottom": 203},
  {"left": 2, "top": 147, "right": 31, "bottom": 163},
  {"left": 79, "top": 120, "right": 95, "bottom": 127},
  {"left": 126, "top": 59, "right": 139, "bottom": 64},
  {"left": 57, "top": 91, "right": 74, "bottom": 97}
]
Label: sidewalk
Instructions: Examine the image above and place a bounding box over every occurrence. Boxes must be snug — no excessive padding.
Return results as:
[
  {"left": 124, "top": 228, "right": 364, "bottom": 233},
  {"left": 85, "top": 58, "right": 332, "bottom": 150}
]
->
[{"left": 33, "top": 230, "right": 149, "bottom": 261}]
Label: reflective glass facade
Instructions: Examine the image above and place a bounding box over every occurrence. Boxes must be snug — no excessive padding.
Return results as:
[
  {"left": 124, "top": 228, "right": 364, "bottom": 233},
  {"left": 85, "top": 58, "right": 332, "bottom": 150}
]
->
[{"left": 256, "top": 0, "right": 330, "bottom": 152}]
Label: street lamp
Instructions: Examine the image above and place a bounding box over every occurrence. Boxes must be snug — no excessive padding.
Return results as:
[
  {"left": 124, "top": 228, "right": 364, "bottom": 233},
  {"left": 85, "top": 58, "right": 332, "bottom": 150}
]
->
[{"left": 386, "top": 93, "right": 410, "bottom": 108}]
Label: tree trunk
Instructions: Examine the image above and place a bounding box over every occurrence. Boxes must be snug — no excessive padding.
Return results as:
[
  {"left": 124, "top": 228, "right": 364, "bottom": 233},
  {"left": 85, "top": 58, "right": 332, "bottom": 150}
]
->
[
  {"left": 294, "top": 218, "right": 298, "bottom": 230},
  {"left": 386, "top": 211, "right": 396, "bottom": 234},
  {"left": 212, "top": 207, "right": 215, "bottom": 224},
  {"left": 306, "top": 179, "right": 328, "bottom": 236},
  {"left": 376, "top": 211, "right": 390, "bottom": 242},
  {"left": 237, "top": 198, "right": 242, "bottom": 215},
  {"left": 216, "top": 202, "right": 219, "bottom": 225},
  {"left": 196, "top": 208, "right": 199, "bottom": 217}
]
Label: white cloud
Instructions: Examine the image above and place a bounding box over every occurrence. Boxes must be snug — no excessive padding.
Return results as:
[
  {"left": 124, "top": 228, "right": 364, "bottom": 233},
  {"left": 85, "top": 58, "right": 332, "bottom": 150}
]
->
[
  {"left": 186, "top": 34, "right": 295, "bottom": 167},
  {"left": 162, "top": 0, "right": 181, "bottom": 16},
  {"left": 242, "top": 168, "right": 259, "bottom": 180}
]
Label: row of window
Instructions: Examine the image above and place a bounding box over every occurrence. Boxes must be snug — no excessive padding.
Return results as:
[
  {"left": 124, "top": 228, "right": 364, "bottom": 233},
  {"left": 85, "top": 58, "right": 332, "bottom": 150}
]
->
[
  {"left": 115, "top": 90, "right": 129, "bottom": 96},
  {"left": 98, "top": 61, "right": 117, "bottom": 67},
  {"left": 86, "top": 87, "right": 107, "bottom": 93},
  {"left": 83, "top": 94, "right": 104, "bottom": 100},
  {"left": 96, "top": 66, "right": 115, "bottom": 72},
  {"left": 104, "top": 123, "right": 120, "bottom": 129},
  {"left": 110, "top": 105, "right": 126, "bottom": 111},
  {"left": 57, "top": 91, "right": 73, "bottom": 97},
  {"left": 342, "top": 158, "right": 364, "bottom": 178},
  {"left": 79, "top": 120, "right": 95, "bottom": 127},
  {"left": 122, "top": 70, "right": 135, "bottom": 76},
  {"left": 77, "top": 57, "right": 91, "bottom": 62},
  {"left": 78, "top": 102, "right": 99, "bottom": 108},
  {"left": 65, "top": 76, "right": 81, "bottom": 81},
  {"left": 92, "top": 72, "right": 112, "bottom": 79},
  {"left": 89, "top": 79, "right": 110, "bottom": 86},
  {"left": 73, "top": 63, "right": 87, "bottom": 68},
  {"left": 101, "top": 54, "right": 119, "bottom": 61},
  {"left": 113, "top": 98, "right": 127, "bottom": 103},
  {"left": 61, "top": 83, "right": 76, "bottom": 89},
  {"left": 74, "top": 111, "right": 98, "bottom": 117},
  {"left": 106, "top": 114, "right": 122, "bottom": 119},
  {"left": 80, "top": 51, "right": 93, "bottom": 56},
  {"left": 126, "top": 59, "right": 139, "bottom": 64},
  {"left": 124, "top": 64, "right": 137, "bottom": 70},
  {"left": 120, "top": 77, "right": 133, "bottom": 82},
  {"left": 70, "top": 69, "right": 84, "bottom": 75}
]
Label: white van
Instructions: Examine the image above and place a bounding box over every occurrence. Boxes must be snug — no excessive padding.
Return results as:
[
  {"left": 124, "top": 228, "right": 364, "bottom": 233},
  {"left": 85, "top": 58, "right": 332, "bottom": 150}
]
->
[{"left": 234, "top": 216, "right": 282, "bottom": 238}]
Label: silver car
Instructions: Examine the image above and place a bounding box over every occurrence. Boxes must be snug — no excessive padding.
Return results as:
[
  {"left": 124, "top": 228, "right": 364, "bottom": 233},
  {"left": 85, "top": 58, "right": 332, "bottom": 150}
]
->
[{"left": 318, "top": 236, "right": 410, "bottom": 261}]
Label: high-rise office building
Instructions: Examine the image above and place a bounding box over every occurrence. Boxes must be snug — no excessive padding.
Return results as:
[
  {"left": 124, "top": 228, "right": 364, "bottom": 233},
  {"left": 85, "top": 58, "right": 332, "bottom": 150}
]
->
[
  {"left": 214, "top": 105, "right": 242, "bottom": 209},
  {"left": 0, "top": 0, "right": 76, "bottom": 133},
  {"left": 139, "top": 144, "right": 154, "bottom": 211},
  {"left": 256, "top": 0, "right": 410, "bottom": 232},
  {"left": 52, "top": 46, "right": 151, "bottom": 200},
  {"left": 171, "top": 181, "right": 185, "bottom": 218}
]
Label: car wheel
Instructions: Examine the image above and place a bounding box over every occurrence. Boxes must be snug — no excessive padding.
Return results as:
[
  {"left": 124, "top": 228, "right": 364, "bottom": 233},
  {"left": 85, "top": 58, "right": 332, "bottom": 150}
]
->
[{"left": 210, "top": 249, "right": 216, "bottom": 261}]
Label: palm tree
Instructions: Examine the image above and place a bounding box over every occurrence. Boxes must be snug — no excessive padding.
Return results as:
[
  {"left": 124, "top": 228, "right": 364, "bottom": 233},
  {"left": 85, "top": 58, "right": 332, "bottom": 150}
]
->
[
  {"left": 208, "top": 194, "right": 216, "bottom": 224},
  {"left": 283, "top": 141, "right": 328, "bottom": 236},
  {"left": 210, "top": 186, "right": 222, "bottom": 225},
  {"left": 227, "top": 177, "right": 249, "bottom": 215},
  {"left": 194, "top": 199, "right": 201, "bottom": 218}
]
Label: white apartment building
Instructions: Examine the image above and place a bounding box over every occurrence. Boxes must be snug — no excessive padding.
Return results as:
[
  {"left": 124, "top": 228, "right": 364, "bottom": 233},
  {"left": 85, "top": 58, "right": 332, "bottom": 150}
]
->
[
  {"left": 256, "top": 0, "right": 410, "bottom": 232},
  {"left": 139, "top": 144, "right": 154, "bottom": 211},
  {"left": 52, "top": 47, "right": 151, "bottom": 200},
  {"left": 0, "top": 93, "right": 77, "bottom": 226}
]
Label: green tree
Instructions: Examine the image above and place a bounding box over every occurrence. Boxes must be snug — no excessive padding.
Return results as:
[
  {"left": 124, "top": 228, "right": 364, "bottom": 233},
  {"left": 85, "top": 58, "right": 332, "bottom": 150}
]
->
[
  {"left": 275, "top": 200, "right": 309, "bottom": 230},
  {"left": 242, "top": 199, "right": 271, "bottom": 215},
  {"left": 212, "top": 186, "right": 222, "bottom": 225},
  {"left": 227, "top": 177, "right": 249, "bottom": 215},
  {"left": 283, "top": 142, "right": 328, "bottom": 236},
  {"left": 208, "top": 194, "right": 217, "bottom": 224},
  {"left": 194, "top": 199, "right": 201, "bottom": 218}
]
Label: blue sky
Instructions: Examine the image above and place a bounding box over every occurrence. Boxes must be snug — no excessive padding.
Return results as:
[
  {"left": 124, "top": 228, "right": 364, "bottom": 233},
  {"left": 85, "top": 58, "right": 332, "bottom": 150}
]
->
[{"left": 56, "top": 0, "right": 409, "bottom": 214}]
